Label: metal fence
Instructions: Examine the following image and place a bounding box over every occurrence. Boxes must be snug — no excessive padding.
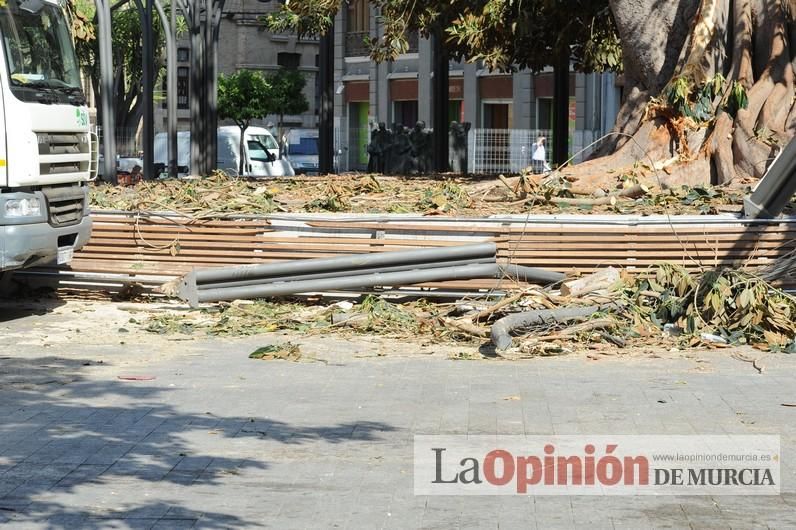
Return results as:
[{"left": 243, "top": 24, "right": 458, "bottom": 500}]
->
[
  {"left": 467, "top": 129, "right": 604, "bottom": 174},
  {"left": 97, "top": 127, "right": 143, "bottom": 158},
  {"left": 333, "top": 126, "right": 606, "bottom": 175}
]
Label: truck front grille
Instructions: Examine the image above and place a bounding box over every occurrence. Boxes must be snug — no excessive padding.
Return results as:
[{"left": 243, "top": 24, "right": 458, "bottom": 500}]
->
[
  {"left": 41, "top": 184, "right": 86, "bottom": 227},
  {"left": 37, "top": 132, "right": 90, "bottom": 176}
]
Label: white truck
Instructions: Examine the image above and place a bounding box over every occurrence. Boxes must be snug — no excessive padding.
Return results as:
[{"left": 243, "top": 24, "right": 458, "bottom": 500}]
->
[{"left": 0, "top": 0, "right": 94, "bottom": 271}]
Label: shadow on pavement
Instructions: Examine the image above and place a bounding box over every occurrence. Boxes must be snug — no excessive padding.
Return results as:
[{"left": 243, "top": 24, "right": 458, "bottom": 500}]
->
[{"left": 0, "top": 355, "right": 396, "bottom": 528}]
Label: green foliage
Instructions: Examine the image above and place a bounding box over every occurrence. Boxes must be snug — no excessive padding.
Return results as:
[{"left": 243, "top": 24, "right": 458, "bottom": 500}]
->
[
  {"left": 267, "top": 68, "right": 310, "bottom": 130},
  {"left": 627, "top": 264, "right": 796, "bottom": 351},
  {"left": 663, "top": 74, "right": 726, "bottom": 122},
  {"left": 727, "top": 81, "right": 749, "bottom": 118},
  {"left": 416, "top": 181, "right": 473, "bottom": 213},
  {"left": 264, "top": 0, "right": 620, "bottom": 74},
  {"left": 304, "top": 182, "right": 350, "bottom": 211},
  {"left": 217, "top": 70, "right": 274, "bottom": 129}
]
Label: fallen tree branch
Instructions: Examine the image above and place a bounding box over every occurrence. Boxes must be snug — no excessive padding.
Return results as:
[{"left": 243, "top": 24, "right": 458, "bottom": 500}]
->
[
  {"left": 491, "top": 305, "right": 605, "bottom": 351},
  {"left": 534, "top": 317, "right": 618, "bottom": 341},
  {"left": 473, "top": 291, "right": 529, "bottom": 322},
  {"left": 443, "top": 317, "right": 491, "bottom": 338}
]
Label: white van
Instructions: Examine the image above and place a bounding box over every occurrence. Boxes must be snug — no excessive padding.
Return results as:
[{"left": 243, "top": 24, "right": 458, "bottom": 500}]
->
[{"left": 154, "top": 126, "right": 294, "bottom": 178}]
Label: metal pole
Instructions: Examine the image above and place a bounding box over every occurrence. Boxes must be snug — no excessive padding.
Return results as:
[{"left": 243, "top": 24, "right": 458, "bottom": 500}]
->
[
  {"left": 432, "top": 28, "right": 449, "bottom": 173},
  {"left": 154, "top": 0, "right": 177, "bottom": 178},
  {"left": 318, "top": 20, "right": 335, "bottom": 174},
  {"left": 194, "top": 242, "right": 498, "bottom": 284},
  {"left": 186, "top": 263, "right": 563, "bottom": 305},
  {"left": 206, "top": 0, "right": 225, "bottom": 175},
  {"left": 744, "top": 138, "right": 796, "bottom": 219},
  {"left": 552, "top": 44, "right": 570, "bottom": 167},
  {"left": 95, "top": 0, "right": 116, "bottom": 182},
  {"left": 140, "top": 0, "right": 155, "bottom": 179},
  {"left": 189, "top": 2, "right": 204, "bottom": 176}
]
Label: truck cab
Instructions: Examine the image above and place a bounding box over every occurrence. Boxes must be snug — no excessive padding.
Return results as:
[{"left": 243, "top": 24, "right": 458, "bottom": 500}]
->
[{"left": 0, "top": 0, "right": 94, "bottom": 271}]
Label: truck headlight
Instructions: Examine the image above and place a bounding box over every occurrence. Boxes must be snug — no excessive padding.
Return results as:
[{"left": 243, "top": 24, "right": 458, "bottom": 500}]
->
[{"left": 5, "top": 197, "right": 42, "bottom": 217}]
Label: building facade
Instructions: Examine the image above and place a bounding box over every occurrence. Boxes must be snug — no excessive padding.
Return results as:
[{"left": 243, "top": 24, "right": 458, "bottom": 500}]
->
[
  {"left": 333, "top": 0, "right": 622, "bottom": 171},
  {"left": 155, "top": 0, "right": 621, "bottom": 173},
  {"left": 156, "top": 0, "right": 321, "bottom": 134}
]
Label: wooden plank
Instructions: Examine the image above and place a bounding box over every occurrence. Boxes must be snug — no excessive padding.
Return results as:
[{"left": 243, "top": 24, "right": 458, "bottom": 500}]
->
[
  {"left": 305, "top": 220, "right": 796, "bottom": 234},
  {"left": 90, "top": 215, "right": 272, "bottom": 227}
]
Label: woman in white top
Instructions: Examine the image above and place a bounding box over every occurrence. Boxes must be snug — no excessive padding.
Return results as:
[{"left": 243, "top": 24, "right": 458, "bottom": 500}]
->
[{"left": 531, "top": 137, "right": 550, "bottom": 174}]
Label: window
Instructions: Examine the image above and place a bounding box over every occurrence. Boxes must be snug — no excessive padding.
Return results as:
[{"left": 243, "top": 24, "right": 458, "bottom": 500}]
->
[
  {"left": 537, "top": 98, "right": 553, "bottom": 130},
  {"left": 393, "top": 101, "right": 418, "bottom": 128},
  {"left": 177, "top": 66, "right": 189, "bottom": 109},
  {"left": 277, "top": 52, "right": 301, "bottom": 70},
  {"left": 177, "top": 47, "right": 189, "bottom": 62},
  {"left": 247, "top": 140, "right": 274, "bottom": 162},
  {"left": 345, "top": 0, "right": 369, "bottom": 56},
  {"left": 483, "top": 103, "right": 513, "bottom": 129}
]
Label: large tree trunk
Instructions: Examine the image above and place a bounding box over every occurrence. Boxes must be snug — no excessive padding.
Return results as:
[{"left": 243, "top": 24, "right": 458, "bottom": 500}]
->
[{"left": 566, "top": 0, "right": 796, "bottom": 189}]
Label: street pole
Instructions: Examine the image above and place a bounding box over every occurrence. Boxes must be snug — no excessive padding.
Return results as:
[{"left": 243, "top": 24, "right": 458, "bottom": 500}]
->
[
  {"left": 95, "top": 0, "right": 116, "bottom": 182},
  {"left": 318, "top": 20, "right": 335, "bottom": 175},
  {"left": 552, "top": 44, "right": 570, "bottom": 167},
  {"left": 154, "top": 0, "right": 177, "bottom": 179},
  {"left": 140, "top": 0, "right": 155, "bottom": 179},
  {"left": 432, "top": 29, "right": 449, "bottom": 173}
]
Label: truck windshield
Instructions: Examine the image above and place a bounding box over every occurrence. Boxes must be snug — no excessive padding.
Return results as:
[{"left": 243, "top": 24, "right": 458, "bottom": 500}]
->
[{"left": 0, "top": 0, "right": 82, "bottom": 95}]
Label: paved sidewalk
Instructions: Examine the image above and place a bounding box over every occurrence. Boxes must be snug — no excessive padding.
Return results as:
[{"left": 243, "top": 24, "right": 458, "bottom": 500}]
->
[{"left": 1, "top": 301, "right": 795, "bottom": 528}]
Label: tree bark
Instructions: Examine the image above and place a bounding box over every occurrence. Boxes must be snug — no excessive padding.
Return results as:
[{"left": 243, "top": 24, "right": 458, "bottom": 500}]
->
[{"left": 566, "top": 0, "right": 796, "bottom": 189}]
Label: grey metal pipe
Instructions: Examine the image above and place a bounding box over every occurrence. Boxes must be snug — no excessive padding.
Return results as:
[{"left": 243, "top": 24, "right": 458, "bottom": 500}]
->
[
  {"left": 490, "top": 305, "right": 602, "bottom": 351},
  {"left": 744, "top": 138, "right": 796, "bottom": 219},
  {"left": 185, "top": 262, "right": 564, "bottom": 306},
  {"left": 197, "top": 257, "right": 497, "bottom": 290},
  {"left": 191, "top": 262, "right": 502, "bottom": 305},
  {"left": 499, "top": 264, "right": 565, "bottom": 285},
  {"left": 193, "top": 242, "right": 498, "bottom": 284}
]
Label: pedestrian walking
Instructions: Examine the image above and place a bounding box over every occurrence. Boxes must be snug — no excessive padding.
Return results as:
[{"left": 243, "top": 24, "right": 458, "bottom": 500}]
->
[{"left": 532, "top": 136, "right": 550, "bottom": 174}]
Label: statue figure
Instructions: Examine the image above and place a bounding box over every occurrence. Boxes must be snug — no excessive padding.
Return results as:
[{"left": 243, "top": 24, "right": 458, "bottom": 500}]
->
[
  {"left": 389, "top": 125, "right": 413, "bottom": 174},
  {"left": 367, "top": 122, "right": 390, "bottom": 174},
  {"left": 410, "top": 121, "right": 432, "bottom": 174},
  {"left": 449, "top": 121, "right": 471, "bottom": 174}
]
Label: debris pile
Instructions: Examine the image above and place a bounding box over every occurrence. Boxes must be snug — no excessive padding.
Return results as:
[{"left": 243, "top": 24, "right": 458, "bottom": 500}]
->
[
  {"left": 89, "top": 172, "right": 752, "bottom": 216},
  {"left": 90, "top": 172, "right": 281, "bottom": 215},
  {"left": 143, "top": 262, "right": 796, "bottom": 357}
]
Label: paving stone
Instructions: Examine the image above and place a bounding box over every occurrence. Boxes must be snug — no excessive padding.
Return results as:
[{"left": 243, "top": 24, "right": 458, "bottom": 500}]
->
[{"left": 1, "top": 329, "right": 795, "bottom": 528}]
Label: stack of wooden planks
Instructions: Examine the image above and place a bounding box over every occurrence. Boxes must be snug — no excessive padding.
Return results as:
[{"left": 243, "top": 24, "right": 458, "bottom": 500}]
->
[{"left": 42, "top": 212, "right": 796, "bottom": 293}]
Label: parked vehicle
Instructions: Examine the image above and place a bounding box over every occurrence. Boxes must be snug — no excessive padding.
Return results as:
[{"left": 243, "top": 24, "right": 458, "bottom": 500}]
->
[
  {"left": 284, "top": 129, "right": 319, "bottom": 175},
  {"left": 0, "top": 0, "right": 96, "bottom": 271},
  {"left": 154, "top": 126, "right": 294, "bottom": 178}
]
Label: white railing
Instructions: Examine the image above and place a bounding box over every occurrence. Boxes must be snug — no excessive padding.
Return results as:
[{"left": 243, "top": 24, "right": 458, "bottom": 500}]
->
[{"left": 467, "top": 129, "right": 604, "bottom": 174}]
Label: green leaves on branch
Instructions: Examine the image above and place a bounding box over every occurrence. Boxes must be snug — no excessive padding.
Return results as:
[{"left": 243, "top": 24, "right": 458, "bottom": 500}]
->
[
  {"left": 663, "top": 74, "right": 729, "bottom": 122},
  {"left": 727, "top": 81, "right": 749, "bottom": 118},
  {"left": 218, "top": 68, "right": 310, "bottom": 129},
  {"left": 628, "top": 264, "right": 796, "bottom": 352},
  {"left": 218, "top": 70, "right": 273, "bottom": 129},
  {"left": 262, "top": 0, "right": 622, "bottom": 74}
]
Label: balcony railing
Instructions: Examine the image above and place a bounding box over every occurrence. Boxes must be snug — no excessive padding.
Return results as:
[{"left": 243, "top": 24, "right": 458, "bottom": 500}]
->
[{"left": 345, "top": 31, "right": 370, "bottom": 57}]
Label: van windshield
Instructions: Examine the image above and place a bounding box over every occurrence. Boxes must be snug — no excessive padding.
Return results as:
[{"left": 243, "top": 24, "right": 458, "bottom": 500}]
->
[
  {"left": 249, "top": 134, "right": 278, "bottom": 151},
  {"left": 289, "top": 137, "right": 319, "bottom": 156},
  {"left": 0, "top": 0, "right": 83, "bottom": 101}
]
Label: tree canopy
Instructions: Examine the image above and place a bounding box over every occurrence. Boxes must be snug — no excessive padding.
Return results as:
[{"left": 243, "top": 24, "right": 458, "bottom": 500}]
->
[
  {"left": 268, "top": 68, "right": 310, "bottom": 148},
  {"left": 218, "top": 70, "right": 275, "bottom": 174},
  {"left": 265, "top": 0, "right": 621, "bottom": 73}
]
